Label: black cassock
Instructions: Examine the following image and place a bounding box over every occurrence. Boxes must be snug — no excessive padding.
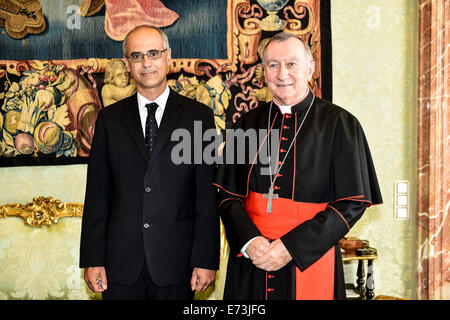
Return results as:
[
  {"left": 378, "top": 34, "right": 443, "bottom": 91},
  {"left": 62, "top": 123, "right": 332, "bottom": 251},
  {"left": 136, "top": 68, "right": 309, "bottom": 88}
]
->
[{"left": 214, "top": 91, "right": 382, "bottom": 300}]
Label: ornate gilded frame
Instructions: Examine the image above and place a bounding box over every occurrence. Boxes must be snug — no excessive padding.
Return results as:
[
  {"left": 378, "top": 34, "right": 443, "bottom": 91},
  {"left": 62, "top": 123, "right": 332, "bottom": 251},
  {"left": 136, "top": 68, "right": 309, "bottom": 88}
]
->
[{"left": 0, "top": 196, "right": 83, "bottom": 228}]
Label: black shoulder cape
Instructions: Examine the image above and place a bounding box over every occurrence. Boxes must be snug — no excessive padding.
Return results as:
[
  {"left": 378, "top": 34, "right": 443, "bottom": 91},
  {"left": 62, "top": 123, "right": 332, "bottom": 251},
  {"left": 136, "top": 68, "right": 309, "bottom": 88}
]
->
[{"left": 215, "top": 92, "right": 383, "bottom": 206}]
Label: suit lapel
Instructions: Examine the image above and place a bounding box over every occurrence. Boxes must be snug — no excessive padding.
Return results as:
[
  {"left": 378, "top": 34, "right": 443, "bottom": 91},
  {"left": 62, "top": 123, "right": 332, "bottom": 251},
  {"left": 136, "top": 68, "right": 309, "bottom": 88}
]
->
[
  {"left": 149, "top": 89, "right": 183, "bottom": 165},
  {"left": 122, "top": 94, "right": 148, "bottom": 161}
]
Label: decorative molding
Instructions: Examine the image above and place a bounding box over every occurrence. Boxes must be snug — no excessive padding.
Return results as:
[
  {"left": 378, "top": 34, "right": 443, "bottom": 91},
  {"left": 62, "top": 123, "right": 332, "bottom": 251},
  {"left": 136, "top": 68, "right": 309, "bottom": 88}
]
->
[{"left": 0, "top": 197, "right": 83, "bottom": 228}]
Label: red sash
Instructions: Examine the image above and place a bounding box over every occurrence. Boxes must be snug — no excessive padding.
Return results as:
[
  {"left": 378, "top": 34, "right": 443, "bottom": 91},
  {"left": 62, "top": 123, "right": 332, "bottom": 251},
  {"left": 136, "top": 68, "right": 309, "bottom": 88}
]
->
[{"left": 245, "top": 191, "right": 335, "bottom": 300}]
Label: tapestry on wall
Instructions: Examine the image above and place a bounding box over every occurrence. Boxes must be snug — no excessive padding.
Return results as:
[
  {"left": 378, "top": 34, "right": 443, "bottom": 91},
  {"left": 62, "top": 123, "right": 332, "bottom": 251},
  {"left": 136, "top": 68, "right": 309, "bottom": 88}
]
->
[{"left": 0, "top": 0, "right": 331, "bottom": 167}]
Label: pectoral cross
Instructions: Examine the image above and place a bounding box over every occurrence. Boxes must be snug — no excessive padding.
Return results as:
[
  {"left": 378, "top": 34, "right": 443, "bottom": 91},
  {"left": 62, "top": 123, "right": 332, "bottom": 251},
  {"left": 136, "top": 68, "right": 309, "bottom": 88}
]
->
[{"left": 263, "top": 186, "right": 278, "bottom": 213}]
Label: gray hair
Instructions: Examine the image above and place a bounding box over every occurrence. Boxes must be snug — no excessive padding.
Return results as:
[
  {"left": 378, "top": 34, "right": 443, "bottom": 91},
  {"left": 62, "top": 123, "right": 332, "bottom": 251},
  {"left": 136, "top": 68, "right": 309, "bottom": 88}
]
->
[
  {"left": 122, "top": 25, "right": 170, "bottom": 56},
  {"left": 261, "top": 32, "right": 313, "bottom": 65}
]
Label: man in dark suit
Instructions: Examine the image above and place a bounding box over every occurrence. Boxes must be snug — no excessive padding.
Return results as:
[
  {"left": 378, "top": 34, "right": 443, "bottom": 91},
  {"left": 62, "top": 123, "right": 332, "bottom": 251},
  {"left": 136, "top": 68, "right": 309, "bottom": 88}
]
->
[{"left": 79, "top": 25, "right": 219, "bottom": 300}]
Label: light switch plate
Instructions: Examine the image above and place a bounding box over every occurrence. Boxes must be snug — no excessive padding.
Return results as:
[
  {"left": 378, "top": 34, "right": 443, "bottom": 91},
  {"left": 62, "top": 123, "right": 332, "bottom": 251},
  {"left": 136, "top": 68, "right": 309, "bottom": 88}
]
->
[{"left": 395, "top": 181, "right": 409, "bottom": 220}]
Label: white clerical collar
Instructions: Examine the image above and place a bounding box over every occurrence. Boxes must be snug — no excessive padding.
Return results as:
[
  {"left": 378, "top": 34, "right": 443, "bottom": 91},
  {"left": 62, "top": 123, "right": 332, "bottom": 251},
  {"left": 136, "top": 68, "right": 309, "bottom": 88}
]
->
[
  {"left": 274, "top": 89, "right": 310, "bottom": 114},
  {"left": 277, "top": 104, "right": 294, "bottom": 114}
]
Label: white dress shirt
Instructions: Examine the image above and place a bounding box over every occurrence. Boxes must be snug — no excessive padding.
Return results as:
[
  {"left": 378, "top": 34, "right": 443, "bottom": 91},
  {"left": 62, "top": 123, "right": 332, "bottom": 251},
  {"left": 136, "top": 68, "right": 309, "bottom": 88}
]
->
[{"left": 136, "top": 86, "right": 170, "bottom": 135}]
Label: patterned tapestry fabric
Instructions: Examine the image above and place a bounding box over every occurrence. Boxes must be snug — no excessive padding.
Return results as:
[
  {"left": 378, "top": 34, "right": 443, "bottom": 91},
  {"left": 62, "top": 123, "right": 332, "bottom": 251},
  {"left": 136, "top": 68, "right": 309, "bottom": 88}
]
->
[{"left": 0, "top": 0, "right": 331, "bottom": 167}]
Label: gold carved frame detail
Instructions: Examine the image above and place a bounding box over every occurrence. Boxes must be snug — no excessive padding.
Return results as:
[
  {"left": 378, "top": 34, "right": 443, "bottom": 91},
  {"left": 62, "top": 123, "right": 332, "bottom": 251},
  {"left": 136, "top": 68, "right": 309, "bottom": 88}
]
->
[{"left": 0, "top": 197, "right": 83, "bottom": 228}]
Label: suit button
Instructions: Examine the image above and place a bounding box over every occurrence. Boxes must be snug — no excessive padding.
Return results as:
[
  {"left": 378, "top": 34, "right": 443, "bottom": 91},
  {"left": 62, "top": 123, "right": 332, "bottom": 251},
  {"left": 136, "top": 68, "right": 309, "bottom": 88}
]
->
[
  {"left": 144, "top": 187, "right": 152, "bottom": 193},
  {"left": 144, "top": 223, "right": 150, "bottom": 229}
]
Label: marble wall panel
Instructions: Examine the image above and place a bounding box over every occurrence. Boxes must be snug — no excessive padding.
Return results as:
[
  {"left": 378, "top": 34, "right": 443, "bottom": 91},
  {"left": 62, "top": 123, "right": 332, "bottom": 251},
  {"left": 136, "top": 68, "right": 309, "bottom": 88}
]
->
[{"left": 417, "top": 0, "right": 449, "bottom": 300}]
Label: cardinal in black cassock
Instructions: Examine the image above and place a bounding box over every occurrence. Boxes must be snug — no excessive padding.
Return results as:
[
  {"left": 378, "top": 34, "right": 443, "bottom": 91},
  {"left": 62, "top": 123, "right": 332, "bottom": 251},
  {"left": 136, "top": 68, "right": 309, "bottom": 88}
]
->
[{"left": 214, "top": 32, "right": 382, "bottom": 300}]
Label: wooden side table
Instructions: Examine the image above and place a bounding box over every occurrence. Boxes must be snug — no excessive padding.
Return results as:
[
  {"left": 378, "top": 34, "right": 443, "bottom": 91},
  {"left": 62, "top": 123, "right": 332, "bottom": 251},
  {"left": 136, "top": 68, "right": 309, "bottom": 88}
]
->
[{"left": 342, "top": 247, "right": 378, "bottom": 300}]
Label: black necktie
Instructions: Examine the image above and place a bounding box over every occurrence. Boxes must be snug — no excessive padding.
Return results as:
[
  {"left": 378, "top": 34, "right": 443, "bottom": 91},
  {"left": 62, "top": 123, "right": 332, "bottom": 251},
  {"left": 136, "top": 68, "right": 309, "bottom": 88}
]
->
[{"left": 145, "top": 102, "right": 159, "bottom": 155}]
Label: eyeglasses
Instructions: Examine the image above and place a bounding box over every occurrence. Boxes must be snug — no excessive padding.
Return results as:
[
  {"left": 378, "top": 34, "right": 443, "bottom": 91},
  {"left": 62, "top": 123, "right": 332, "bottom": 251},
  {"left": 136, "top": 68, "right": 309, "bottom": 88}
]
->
[{"left": 126, "top": 49, "right": 167, "bottom": 63}]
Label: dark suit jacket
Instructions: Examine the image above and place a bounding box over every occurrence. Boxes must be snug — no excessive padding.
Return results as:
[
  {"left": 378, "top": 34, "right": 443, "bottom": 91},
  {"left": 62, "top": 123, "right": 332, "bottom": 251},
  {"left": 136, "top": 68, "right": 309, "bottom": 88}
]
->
[{"left": 79, "top": 89, "right": 220, "bottom": 287}]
